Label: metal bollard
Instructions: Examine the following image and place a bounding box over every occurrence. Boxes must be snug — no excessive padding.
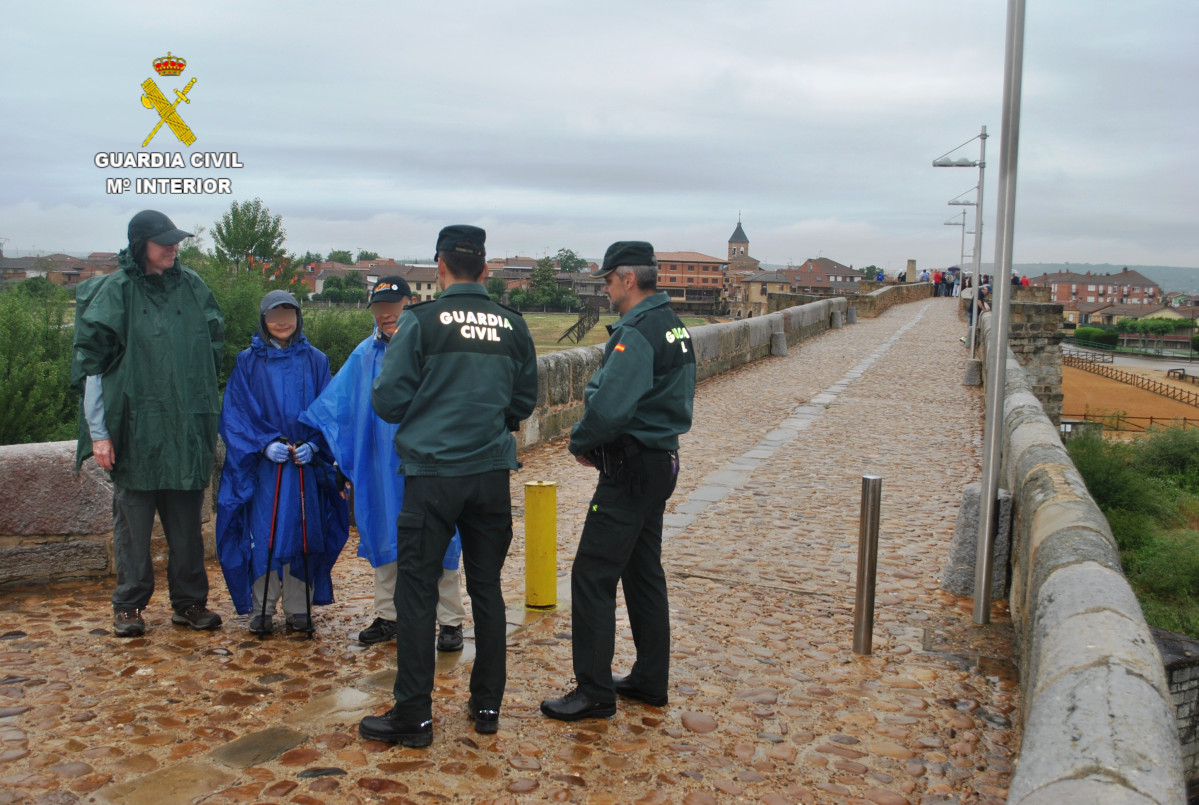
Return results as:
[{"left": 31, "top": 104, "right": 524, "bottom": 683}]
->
[
  {"left": 853, "top": 475, "right": 883, "bottom": 655},
  {"left": 524, "top": 481, "right": 558, "bottom": 610}
]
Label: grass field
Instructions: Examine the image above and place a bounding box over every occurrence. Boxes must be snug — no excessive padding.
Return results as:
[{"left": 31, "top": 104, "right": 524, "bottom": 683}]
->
[{"left": 524, "top": 312, "right": 711, "bottom": 354}]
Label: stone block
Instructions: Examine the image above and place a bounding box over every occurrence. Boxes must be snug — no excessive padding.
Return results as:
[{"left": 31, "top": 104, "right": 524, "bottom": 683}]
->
[
  {"left": 95, "top": 761, "right": 235, "bottom": 804},
  {"left": 1010, "top": 779, "right": 1157, "bottom": 805},
  {"left": 0, "top": 440, "right": 112, "bottom": 536},
  {"left": 1009, "top": 664, "right": 1183, "bottom": 805},
  {"left": 0, "top": 538, "right": 110, "bottom": 583},
  {"left": 208, "top": 726, "right": 307, "bottom": 769},
  {"left": 770, "top": 332, "right": 788, "bottom": 356},
  {"left": 941, "top": 483, "right": 1011, "bottom": 598},
  {"left": 963, "top": 359, "right": 982, "bottom": 386},
  {"left": 847, "top": 306, "right": 858, "bottom": 324}
]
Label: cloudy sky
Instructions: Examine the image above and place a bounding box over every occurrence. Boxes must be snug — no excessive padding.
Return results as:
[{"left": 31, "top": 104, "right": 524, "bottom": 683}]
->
[{"left": 2, "top": 1, "right": 1195, "bottom": 272}]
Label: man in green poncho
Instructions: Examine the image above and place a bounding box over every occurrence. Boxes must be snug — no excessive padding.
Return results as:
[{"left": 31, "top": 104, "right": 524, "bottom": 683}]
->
[{"left": 73, "top": 210, "right": 226, "bottom": 637}]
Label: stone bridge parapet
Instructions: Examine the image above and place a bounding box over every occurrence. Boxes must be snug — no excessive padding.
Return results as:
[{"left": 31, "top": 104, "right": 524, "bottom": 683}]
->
[{"left": 978, "top": 311, "right": 1185, "bottom": 804}]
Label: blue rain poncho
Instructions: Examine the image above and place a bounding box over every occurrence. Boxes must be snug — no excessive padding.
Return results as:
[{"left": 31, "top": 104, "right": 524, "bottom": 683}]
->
[
  {"left": 301, "top": 330, "right": 461, "bottom": 570},
  {"left": 216, "top": 323, "right": 350, "bottom": 615}
]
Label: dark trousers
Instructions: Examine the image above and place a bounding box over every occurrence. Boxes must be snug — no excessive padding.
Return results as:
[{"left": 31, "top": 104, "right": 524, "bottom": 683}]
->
[
  {"left": 111, "top": 485, "right": 209, "bottom": 613},
  {"left": 392, "top": 471, "right": 513, "bottom": 722},
  {"left": 571, "top": 450, "right": 678, "bottom": 703}
]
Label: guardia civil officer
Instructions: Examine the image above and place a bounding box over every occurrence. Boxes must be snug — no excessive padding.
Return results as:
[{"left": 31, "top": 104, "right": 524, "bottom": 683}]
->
[
  {"left": 359, "top": 225, "right": 538, "bottom": 747},
  {"left": 540, "top": 241, "right": 696, "bottom": 721}
]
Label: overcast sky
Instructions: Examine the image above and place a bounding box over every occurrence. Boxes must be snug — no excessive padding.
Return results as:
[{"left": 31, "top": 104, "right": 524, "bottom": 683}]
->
[{"left": 2, "top": 1, "right": 1195, "bottom": 272}]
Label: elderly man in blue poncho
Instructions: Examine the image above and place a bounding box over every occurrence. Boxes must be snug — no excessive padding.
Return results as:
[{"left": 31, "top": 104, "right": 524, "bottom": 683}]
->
[
  {"left": 301, "top": 276, "right": 466, "bottom": 651},
  {"left": 216, "top": 290, "right": 349, "bottom": 634}
]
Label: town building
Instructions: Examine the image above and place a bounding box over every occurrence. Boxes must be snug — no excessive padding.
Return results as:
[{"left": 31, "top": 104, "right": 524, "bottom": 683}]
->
[
  {"left": 655, "top": 250, "right": 727, "bottom": 313},
  {"left": 1029, "top": 267, "right": 1160, "bottom": 306}
]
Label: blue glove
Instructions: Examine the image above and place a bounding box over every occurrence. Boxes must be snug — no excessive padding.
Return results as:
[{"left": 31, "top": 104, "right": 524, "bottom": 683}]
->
[
  {"left": 264, "top": 442, "right": 290, "bottom": 463},
  {"left": 293, "top": 442, "right": 316, "bottom": 466}
]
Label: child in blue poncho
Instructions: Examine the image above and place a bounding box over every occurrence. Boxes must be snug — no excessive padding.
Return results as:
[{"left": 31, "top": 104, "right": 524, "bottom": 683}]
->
[{"left": 216, "top": 290, "right": 349, "bottom": 634}]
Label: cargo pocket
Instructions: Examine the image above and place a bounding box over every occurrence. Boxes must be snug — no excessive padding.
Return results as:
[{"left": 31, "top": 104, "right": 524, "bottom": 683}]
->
[{"left": 395, "top": 510, "right": 426, "bottom": 561}]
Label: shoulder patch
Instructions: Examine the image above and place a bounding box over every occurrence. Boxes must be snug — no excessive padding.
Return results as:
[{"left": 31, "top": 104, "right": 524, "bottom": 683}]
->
[{"left": 497, "top": 301, "right": 524, "bottom": 318}]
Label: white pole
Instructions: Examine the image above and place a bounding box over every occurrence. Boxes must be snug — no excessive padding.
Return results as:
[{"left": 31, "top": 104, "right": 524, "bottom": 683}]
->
[{"left": 974, "top": 0, "right": 1026, "bottom": 625}]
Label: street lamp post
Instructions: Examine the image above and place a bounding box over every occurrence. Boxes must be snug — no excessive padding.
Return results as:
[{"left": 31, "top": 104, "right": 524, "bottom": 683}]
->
[
  {"left": 934, "top": 127, "right": 988, "bottom": 356},
  {"left": 944, "top": 211, "right": 967, "bottom": 269}
]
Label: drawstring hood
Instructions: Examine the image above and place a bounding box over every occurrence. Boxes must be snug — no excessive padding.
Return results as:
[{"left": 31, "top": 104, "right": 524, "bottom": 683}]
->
[{"left": 259, "top": 289, "right": 303, "bottom": 348}]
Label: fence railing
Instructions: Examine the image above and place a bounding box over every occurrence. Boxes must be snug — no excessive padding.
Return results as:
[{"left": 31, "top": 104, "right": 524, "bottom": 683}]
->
[
  {"left": 1062, "top": 356, "right": 1199, "bottom": 408},
  {"left": 1061, "top": 347, "right": 1113, "bottom": 364},
  {"left": 1061, "top": 412, "right": 1199, "bottom": 433}
]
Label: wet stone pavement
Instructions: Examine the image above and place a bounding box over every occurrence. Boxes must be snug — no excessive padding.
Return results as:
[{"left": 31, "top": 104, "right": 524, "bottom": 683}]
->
[{"left": 0, "top": 298, "right": 1018, "bottom": 804}]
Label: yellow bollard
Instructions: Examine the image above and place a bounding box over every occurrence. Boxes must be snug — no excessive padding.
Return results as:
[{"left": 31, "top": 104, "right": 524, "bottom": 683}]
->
[{"left": 524, "top": 481, "right": 558, "bottom": 610}]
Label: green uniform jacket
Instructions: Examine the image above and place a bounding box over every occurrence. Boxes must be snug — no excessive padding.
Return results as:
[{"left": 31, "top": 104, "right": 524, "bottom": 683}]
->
[
  {"left": 569, "top": 292, "right": 696, "bottom": 455},
  {"left": 72, "top": 250, "right": 224, "bottom": 491},
  {"left": 371, "top": 282, "right": 538, "bottom": 477}
]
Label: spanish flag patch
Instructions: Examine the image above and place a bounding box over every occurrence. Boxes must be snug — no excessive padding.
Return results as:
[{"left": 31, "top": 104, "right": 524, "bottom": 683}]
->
[{"left": 614, "top": 343, "right": 626, "bottom": 352}]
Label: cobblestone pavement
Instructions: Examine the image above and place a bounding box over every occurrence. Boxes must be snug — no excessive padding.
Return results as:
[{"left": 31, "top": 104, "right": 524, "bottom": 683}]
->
[{"left": 0, "top": 298, "right": 1018, "bottom": 804}]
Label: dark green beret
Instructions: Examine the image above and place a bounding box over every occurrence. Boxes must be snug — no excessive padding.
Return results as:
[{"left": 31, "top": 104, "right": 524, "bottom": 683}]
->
[
  {"left": 592, "top": 241, "right": 656, "bottom": 278},
  {"left": 435, "top": 225, "right": 486, "bottom": 261}
]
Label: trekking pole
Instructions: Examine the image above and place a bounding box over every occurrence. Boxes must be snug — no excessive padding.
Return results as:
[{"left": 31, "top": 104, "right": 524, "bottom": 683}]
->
[
  {"left": 296, "top": 460, "right": 314, "bottom": 639},
  {"left": 260, "top": 461, "right": 285, "bottom": 641}
]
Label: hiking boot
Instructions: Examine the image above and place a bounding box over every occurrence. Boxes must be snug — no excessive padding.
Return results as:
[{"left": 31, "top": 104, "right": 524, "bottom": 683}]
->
[
  {"left": 437, "top": 623, "right": 463, "bottom": 652},
  {"left": 171, "top": 604, "right": 222, "bottom": 631},
  {"left": 113, "top": 609, "right": 145, "bottom": 638},
  {"left": 248, "top": 615, "right": 274, "bottom": 636},
  {"left": 286, "top": 613, "right": 313, "bottom": 633},
  {"left": 356, "top": 617, "right": 396, "bottom": 644}
]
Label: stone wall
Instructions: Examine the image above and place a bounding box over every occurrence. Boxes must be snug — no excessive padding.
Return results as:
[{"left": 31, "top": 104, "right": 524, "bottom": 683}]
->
[
  {"left": 767, "top": 282, "right": 931, "bottom": 320},
  {"left": 518, "top": 297, "right": 847, "bottom": 450},
  {"left": 2, "top": 297, "right": 849, "bottom": 586},
  {"left": 978, "top": 314, "right": 1185, "bottom": 804},
  {"left": 1153, "top": 627, "right": 1199, "bottom": 787},
  {"left": 1005, "top": 301, "right": 1065, "bottom": 427}
]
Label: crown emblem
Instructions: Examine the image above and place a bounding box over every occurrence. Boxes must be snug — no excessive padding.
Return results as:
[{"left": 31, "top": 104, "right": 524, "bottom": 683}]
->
[{"left": 153, "top": 52, "right": 186, "bottom": 76}]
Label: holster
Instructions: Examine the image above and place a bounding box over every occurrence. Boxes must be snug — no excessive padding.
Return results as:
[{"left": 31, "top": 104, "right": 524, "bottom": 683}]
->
[{"left": 589, "top": 435, "right": 648, "bottom": 494}]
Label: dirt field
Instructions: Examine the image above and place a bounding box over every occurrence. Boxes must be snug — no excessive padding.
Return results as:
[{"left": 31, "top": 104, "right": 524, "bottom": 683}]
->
[{"left": 1062, "top": 365, "right": 1199, "bottom": 426}]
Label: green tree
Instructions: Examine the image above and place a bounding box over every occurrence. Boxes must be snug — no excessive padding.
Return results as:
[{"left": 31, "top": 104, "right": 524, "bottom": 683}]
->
[
  {"left": 13, "top": 276, "right": 67, "bottom": 302},
  {"left": 529, "top": 257, "right": 559, "bottom": 308},
  {"left": 556, "top": 248, "right": 587, "bottom": 273},
  {"left": 487, "top": 276, "right": 507, "bottom": 303},
  {"left": 508, "top": 287, "right": 528, "bottom": 309},
  {"left": 192, "top": 262, "right": 269, "bottom": 384},
  {"left": 212, "top": 198, "right": 286, "bottom": 273},
  {"left": 327, "top": 249, "right": 353, "bottom": 265},
  {"left": 0, "top": 290, "right": 76, "bottom": 444},
  {"left": 355, "top": 250, "right": 379, "bottom": 263}
]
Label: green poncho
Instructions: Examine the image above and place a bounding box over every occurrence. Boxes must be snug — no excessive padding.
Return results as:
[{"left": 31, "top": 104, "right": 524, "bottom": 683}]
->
[{"left": 72, "top": 250, "right": 224, "bottom": 490}]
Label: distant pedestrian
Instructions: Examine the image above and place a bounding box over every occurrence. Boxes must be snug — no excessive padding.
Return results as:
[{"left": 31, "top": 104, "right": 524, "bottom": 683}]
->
[
  {"left": 359, "top": 225, "right": 538, "bottom": 747},
  {"left": 216, "top": 290, "right": 349, "bottom": 635},
  {"left": 540, "top": 241, "right": 696, "bottom": 722},
  {"left": 1020, "top": 274, "right": 1030, "bottom": 287},
  {"left": 301, "top": 276, "right": 467, "bottom": 651},
  {"left": 73, "top": 210, "right": 225, "bottom": 637}
]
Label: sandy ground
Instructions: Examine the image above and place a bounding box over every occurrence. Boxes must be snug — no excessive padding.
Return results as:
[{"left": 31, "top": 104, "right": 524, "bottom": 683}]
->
[{"left": 1062, "top": 365, "right": 1199, "bottom": 425}]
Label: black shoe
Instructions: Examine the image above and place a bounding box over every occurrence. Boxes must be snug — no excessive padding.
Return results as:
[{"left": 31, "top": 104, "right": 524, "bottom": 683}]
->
[
  {"left": 437, "top": 624, "right": 463, "bottom": 652},
  {"left": 613, "top": 674, "right": 668, "bottom": 707},
  {"left": 248, "top": 615, "right": 274, "bottom": 636},
  {"left": 171, "top": 604, "right": 222, "bottom": 631},
  {"left": 113, "top": 609, "right": 145, "bottom": 638},
  {"left": 356, "top": 617, "right": 397, "bottom": 644},
  {"left": 285, "top": 613, "right": 313, "bottom": 634},
  {"left": 467, "top": 701, "right": 499, "bottom": 735},
  {"left": 359, "top": 706, "right": 433, "bottom": 747},
  {"left": 540, "top": 688, "right": 616, "bottom": 722}
]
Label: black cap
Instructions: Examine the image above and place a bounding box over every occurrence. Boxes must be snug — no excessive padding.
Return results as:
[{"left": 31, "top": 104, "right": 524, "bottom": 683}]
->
[
  {"left": 369, "top": 275, "right": 412, "bottom": 304},
  {"left": 435, "top": 225, "right": 486, "bottom": 261},
  {"left": 592, "top": 241, "right": 656, "bottom": 278},
  {"left": 128, "top": 210, "right": 193, "bottom": 246}
]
